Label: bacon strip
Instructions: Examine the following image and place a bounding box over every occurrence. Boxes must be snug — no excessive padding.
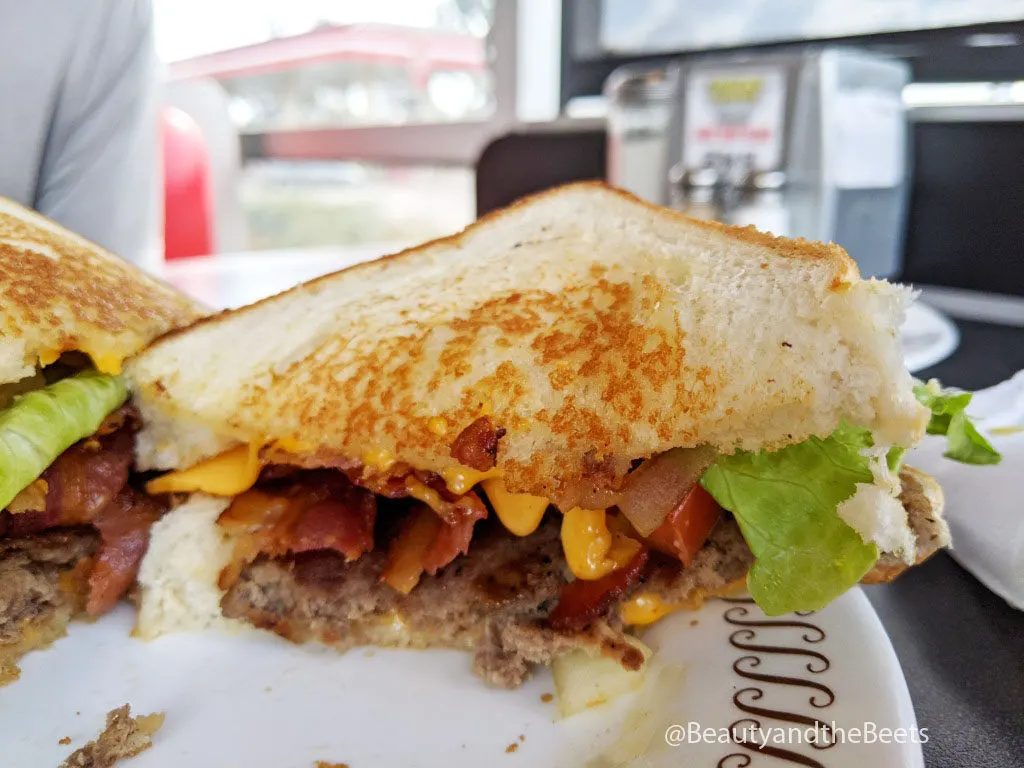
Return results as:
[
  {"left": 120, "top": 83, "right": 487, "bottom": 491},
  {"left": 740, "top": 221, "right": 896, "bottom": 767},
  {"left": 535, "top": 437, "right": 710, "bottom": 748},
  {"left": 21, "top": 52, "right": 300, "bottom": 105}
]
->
[
  {"left": 44, "top": 425, "right": 134, "bottom": 525},
  {"left": 1, "top": 414, "right": 161, "bottom": 617},
  {"left": 289, "top": 496, "right": 376, "bottom": 561},
  {"left": 382, "top": 493, "right": 489, "bottom": 593},
  {"left": 218, "top": 473, "right": 377, "bottom": 588},
  {"left": 421, "top": 491, "right": 488, "bottom": 574},
  {"left": 450, "top": 417, "right": 506, "bottom": 471},
  {"left": 86, "top": 488, "right": 163, "bottom": 616},
  {"left": 547, "top": 548, "right": 649, "bottom": 630}
]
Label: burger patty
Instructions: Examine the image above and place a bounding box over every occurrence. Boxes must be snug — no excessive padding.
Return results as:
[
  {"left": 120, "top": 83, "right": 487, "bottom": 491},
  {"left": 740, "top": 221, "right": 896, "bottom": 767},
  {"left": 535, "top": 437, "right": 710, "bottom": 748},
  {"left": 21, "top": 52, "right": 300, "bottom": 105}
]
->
[
  {"left": 221, "top": 516, "right": 752, "bottom": 688},
  {"left": 0, "top": 529, "right": 98, "bottom": 684},
  {"left": 220, "top": 467, "right": 946, "bottom": 688}
]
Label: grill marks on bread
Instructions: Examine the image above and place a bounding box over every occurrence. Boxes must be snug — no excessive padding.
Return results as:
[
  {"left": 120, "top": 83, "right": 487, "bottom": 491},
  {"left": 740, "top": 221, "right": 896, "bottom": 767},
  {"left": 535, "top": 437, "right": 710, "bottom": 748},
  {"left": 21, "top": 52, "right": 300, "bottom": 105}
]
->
[
  {"left": 0, "top": 198, "right": 203, "bottom": 381},
  {"left": 129, "top": 182, "right": 925, "bottom": 497}
]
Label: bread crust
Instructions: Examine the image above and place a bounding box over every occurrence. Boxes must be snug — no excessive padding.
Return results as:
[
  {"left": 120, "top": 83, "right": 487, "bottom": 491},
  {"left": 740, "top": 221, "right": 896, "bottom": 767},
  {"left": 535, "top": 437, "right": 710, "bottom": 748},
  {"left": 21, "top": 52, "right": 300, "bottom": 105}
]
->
[
  {"left": 0, "top": 198, "right": 204, "bottom": 383},
  {"left": 149, "top": 182, "right": 858, "bottom": 349},
  {"left": 129, "top": 182, "right": 924, "bottom": 498}
]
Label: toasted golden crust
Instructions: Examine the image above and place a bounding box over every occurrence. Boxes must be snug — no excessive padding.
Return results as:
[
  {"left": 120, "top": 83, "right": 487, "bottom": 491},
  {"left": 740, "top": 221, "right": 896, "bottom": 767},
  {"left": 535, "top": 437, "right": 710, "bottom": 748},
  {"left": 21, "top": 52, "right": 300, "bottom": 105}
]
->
[
  {"left": 130, "top": 182, "right": 925, "bottom": 498},
  {"left": 0, "top": 198, "right": 204, "bottom": 383},
  {"left": 152, "top": 182, "right": 858, "bottom": 347}
]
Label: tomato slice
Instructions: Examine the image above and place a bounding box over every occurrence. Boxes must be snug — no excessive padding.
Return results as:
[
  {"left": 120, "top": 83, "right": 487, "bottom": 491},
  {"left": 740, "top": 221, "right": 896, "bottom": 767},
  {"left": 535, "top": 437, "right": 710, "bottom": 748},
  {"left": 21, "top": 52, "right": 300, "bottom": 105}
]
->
[
  {"left": 644, "top": 485, "right": 723, "bottom": 566},
  {"left": 547, "top": 547, "right": 649, "bottom": 630}
]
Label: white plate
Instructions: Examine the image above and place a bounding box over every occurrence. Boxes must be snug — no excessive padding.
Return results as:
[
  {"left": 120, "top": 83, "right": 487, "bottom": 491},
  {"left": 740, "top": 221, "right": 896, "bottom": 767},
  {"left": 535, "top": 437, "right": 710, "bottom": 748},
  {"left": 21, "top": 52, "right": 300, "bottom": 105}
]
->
[
  {"left": 900, "top": 302, "right": 960, "bottom": 374},
  {"left": 907, "top": 371, "right": 1024, "bottom": 610},
  {"left": 1, "top": 589, "right": 922, "bottom": 767}
]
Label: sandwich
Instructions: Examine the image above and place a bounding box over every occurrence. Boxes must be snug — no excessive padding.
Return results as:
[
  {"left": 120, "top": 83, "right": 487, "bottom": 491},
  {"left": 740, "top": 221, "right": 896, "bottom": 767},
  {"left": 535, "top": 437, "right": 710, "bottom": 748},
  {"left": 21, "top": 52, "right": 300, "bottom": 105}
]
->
[
  {"left": 0, "top": 199, "right": 204, "bottom": 683},
  {"left": 127, "top": 183, "right": 995, "bottom": 690}
]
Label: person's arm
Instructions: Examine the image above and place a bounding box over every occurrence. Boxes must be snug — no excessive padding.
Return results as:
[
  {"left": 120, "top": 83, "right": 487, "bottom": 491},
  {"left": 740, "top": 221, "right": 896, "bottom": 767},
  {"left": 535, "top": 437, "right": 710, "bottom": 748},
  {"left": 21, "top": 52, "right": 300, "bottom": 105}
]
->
[{"left": 34, "top": 0, "right": 161, "bottom": 269}]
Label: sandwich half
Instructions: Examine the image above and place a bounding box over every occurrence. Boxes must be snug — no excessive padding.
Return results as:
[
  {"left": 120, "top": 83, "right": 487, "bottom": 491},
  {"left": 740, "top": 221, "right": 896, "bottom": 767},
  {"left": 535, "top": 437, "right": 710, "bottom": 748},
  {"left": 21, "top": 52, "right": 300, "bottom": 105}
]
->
[
  {"left": 0, "top": 199, "right": 204, "bottom": 683},
  {"left": 129, "top": 182, "right": 955, "bottom": 688}
]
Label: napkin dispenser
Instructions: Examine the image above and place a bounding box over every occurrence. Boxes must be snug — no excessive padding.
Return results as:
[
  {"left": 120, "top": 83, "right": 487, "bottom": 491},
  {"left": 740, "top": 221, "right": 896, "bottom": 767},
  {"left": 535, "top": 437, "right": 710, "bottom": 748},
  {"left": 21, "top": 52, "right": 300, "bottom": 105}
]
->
[{"left": 606, "top": 49, "right": 911, "bottom": 278}]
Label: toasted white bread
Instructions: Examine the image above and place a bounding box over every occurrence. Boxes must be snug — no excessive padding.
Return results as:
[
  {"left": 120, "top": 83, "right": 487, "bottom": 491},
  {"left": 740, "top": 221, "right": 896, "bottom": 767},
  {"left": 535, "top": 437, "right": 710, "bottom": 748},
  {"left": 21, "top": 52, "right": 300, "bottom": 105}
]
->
[
  {"left": 127, "top": 182, "right": 927, "bottom": 500},
  {"left": 0, "top": 197, "right": 204, "bottom": 384}
]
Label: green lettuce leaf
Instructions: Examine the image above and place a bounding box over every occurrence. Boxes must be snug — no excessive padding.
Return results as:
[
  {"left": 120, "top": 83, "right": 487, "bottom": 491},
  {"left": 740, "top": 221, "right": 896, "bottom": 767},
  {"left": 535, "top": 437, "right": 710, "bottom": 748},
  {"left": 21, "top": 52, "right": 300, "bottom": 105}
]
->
[
  {"left": 700, "top": 426, "right": 879, "bottom": 616},
  {"left": 886, "top": 446, "right": 906, "bottom": 472},
  {"left": 0, "top": 370, "right": 128, "bottom": 510},
  {"left": 913, "top": 381, "right": 1002, "bottom": 465}
]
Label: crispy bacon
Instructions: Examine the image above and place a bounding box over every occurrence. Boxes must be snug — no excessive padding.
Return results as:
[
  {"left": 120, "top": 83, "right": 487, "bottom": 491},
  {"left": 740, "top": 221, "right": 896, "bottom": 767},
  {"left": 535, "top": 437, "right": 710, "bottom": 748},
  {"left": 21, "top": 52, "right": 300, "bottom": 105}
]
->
[
  {"left": 382, "top": 493, "right": 489, "bottom": 592},
  {"left": 2, "top": 422, "right": 134, "bottom": 536},
  {"left": 3, "top": 506, "right": 58, "bottom": 537},
  {"left": 450, "top": 417, "right": 505, "bottom": 471},
  {"left": 1, "top": 415, "right": 160, "bottom": 617},
  {"left": 289, "top": 496, "right": 376, "bottom": 561},
  {"left": 43, "top": 425, "right": 134, "bottom": 525},
  {"left": 218, "top": 473, "right": 377, "bottom": 588},
  {"left": 421, "top": 491, "right": 488, "bottom": 574},
  {"left": 86, "top": 488, "right": 164, "bottom": 616},
  {"left": 547, "top": 548, "right": 649, "bottom": 630},
  {"left": 381, "top": 505, "right": 443, "bottom": 593},
  {"left": 353, "top": 462, "right": 418, "bottom": 499},
  {"left": 94, "top": 405, "right": 138, "bottom": 437}
]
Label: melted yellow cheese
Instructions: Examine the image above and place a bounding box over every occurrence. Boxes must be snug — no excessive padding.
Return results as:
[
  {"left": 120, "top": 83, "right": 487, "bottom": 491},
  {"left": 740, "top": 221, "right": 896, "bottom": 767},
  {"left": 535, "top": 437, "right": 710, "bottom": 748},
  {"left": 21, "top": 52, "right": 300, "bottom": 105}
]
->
[
  {"left": 441, "top": 465, "right": 501, "bottom": 496},
  {"left": 88, "top": 352, "right": 125, "bottom": 375},
  {"left": 480, "top": 477, "right": 548, "bottom": 537},
  {"left": 362, "top": 447, "right": 396, "bottom": 471},
  {"left": 561, "top": 508, "right": 641, "bottom": 580},
  {"left": 426, "top": 417, "right": 449, "bottom": 437},
  {"left": 273, "top": 436, "right": 312, "bottom": 453},
  {"left": 146, "top": 444, "right": 263, "bottom": 496},
  {"left": 38, "top": 348, "right": 62, "bottom": 366},
  {"left": 621, "top": 579, "right": 750, "bottom": 626},
  {"left": 36, "top": 347, "right": 125, "bottom": 374},
  {"left": 619, "top": 593, "right": 680, "bottom": 625},
  {"left": 7, "top": 479, "right": 49, "bottom": 514},
  {"left": 403, "top": 476, "right": 448, "bottom": 517}
]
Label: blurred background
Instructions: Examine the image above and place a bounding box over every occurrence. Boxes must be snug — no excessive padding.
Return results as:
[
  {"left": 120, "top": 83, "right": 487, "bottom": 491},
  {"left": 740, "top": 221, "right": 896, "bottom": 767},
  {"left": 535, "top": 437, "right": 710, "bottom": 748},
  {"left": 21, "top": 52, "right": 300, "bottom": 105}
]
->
[
  {"left": 155, "top": 0, "right": 495, "bottom": 256},
  {"left": 152, "top": 0, "right": 1024, "bottom": 316}
]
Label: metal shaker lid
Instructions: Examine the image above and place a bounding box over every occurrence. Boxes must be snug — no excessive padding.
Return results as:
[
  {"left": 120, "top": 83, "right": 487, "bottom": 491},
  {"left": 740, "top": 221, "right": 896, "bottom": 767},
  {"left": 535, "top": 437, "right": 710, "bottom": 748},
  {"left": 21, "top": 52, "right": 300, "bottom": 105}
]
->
[
  {"left": 605, "top": 65, "right": 676, "bottom": 105},
  {"left": 669, "top": 163, "right": 719, "bottom": 189}
]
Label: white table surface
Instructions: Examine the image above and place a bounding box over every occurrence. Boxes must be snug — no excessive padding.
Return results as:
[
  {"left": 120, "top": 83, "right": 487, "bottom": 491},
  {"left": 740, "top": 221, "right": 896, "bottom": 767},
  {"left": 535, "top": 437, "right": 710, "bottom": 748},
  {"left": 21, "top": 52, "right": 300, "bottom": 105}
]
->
[{"left": 158, "top": 244, "right": 413, "bottom": 310}]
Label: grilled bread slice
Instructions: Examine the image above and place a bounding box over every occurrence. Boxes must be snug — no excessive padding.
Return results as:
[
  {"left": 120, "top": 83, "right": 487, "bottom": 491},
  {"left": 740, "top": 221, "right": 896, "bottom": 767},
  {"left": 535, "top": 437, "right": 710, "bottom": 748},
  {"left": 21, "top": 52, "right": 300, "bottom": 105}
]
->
[
  {"left": 128, "top": 182, "right": 926, "bottom": 503},
  {"left": 0, "top": 197, "right": 203, "bottom": 384}
]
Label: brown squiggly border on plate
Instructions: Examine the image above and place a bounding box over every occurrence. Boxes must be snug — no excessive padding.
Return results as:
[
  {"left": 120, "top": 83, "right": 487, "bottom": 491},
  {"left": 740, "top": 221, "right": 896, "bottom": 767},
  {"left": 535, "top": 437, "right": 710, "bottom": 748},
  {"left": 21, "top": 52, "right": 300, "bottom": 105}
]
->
[{"left": 716, "top": 598, "right": 837, "bottom": 768}]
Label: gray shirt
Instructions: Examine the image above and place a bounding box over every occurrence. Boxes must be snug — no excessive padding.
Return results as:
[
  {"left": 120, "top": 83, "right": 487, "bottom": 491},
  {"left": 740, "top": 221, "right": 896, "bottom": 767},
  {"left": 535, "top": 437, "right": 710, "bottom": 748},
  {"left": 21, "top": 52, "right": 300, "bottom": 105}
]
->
[{"left": 0, "top": 0, "right": 160, "bottom": 268}]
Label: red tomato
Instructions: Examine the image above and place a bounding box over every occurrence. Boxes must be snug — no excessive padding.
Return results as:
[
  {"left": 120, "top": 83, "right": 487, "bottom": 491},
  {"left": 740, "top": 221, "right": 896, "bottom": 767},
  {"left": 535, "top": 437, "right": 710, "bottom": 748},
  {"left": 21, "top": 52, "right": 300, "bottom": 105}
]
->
[
  {"left": 547, "top": 548, "right": 649, "bottom": 630},
  {"left": 645, "top": 485, "right": 723, "bottom": 566}
]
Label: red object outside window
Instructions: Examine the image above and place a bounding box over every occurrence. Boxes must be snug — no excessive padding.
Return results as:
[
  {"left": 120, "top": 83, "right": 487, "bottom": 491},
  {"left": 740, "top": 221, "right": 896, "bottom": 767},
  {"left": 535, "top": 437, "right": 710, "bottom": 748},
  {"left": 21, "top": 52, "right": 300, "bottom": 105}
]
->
[{"left": 161, "top": 106, "right": 213, "bottom": 259}]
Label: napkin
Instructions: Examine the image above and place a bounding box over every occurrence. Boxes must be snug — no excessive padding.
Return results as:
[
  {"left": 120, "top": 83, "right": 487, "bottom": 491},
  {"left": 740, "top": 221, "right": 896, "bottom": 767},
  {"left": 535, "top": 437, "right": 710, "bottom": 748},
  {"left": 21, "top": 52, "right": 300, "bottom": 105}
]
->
[{"left": 906, "top": 370, "right": 1024, "bottom": 610}]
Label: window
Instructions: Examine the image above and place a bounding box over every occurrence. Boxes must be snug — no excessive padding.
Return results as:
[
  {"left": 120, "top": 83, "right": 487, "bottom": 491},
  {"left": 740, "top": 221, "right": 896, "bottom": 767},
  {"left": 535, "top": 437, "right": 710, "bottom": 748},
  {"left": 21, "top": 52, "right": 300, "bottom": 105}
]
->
[
  {"left": 155, "top": 0, "right": 509, "bottom": 253},
  {"left": 241, "top": 161, "right": 474, "bottom": 250},
  {"left": 593, "top": 0, "right": 1024, "bottom": 56}
]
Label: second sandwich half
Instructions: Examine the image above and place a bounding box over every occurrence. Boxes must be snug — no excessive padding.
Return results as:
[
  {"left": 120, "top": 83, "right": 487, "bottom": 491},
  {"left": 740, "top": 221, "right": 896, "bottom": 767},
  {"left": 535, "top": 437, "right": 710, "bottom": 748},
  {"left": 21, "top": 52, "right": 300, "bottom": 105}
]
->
[{"left": 127, "top": 183, "right": 972, "bottom": 688}]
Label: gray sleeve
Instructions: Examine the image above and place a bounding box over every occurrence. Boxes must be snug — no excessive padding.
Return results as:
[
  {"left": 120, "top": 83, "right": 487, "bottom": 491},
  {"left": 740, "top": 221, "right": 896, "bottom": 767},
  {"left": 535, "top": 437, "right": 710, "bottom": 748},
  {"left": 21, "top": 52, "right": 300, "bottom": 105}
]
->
[{"left": 34, "top": 0, "right": 162, "bottom": 270}]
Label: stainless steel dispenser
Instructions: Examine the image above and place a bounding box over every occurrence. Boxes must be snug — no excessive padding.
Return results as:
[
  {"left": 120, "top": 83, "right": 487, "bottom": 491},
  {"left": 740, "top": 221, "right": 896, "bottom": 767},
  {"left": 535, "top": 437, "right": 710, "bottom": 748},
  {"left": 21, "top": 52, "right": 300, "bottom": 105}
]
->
[{"left": 606, "top": 49, "right": 911, "bottom": 278}]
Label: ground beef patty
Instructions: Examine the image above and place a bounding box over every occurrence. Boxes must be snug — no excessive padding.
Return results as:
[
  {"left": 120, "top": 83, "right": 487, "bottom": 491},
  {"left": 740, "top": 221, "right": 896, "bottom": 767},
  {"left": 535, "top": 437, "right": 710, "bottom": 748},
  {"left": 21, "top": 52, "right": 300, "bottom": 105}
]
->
[
  {"left": 221, "top": 515, "right": 753, "bottom": 688},
  {"left": 0, "top": 529, "right": 99, "bottom": 684},
  {"left": 220, "top": 467, "right": 944, "bottom": 688}
]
